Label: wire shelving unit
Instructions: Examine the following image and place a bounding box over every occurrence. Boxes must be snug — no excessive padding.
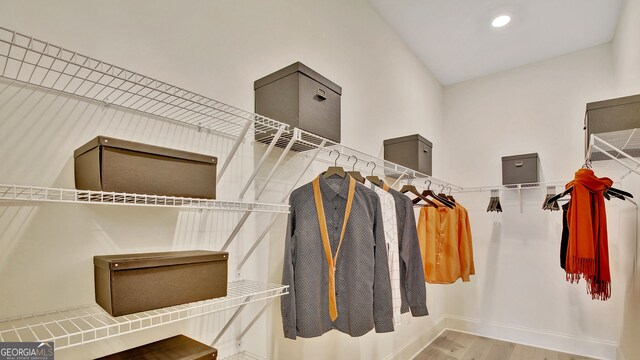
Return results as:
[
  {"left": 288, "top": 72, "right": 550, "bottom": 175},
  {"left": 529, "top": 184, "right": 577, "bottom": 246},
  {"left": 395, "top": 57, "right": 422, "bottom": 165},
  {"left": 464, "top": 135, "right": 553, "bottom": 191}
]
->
[
  {"left": 0, "top": 280, "right": 287, "bottom": 350},
  {"left": 0, "top": 184, "right": 289, "bottom": 213}
]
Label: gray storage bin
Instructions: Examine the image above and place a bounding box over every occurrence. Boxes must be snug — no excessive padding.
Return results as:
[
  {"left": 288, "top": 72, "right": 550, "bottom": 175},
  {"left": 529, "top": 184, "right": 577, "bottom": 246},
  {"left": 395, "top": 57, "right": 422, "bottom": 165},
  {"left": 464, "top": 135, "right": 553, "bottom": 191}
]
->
[
  {"left": 383, "top": 134, "right": 432, "bottom": 176},
  {"left": 585, "top": 94, "right": 640, "bottom": 160},
  {"left": 254, "top": 62, "right": 342, "bottom": 145},
  {"left": 502, "top": 153, "right": 539, "bottom": 185}
]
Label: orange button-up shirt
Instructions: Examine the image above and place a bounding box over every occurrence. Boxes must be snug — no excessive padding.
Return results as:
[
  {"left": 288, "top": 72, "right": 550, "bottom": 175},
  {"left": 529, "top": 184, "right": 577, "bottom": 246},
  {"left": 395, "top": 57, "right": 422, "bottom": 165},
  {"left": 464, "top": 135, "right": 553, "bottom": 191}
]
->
[{"left": 416, "top": 203, "right": 475, "bottom": 284}]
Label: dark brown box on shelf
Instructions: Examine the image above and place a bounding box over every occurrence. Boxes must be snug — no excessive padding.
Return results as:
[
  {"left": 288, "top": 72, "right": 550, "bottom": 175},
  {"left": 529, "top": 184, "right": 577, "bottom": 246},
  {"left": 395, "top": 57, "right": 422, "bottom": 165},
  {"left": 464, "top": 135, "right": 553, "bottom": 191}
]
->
[
  {"left": 501, "top": 153, "right": 540, "bottom": 185},
  {"left": 94, "top": 251, "right": 228, "bottom": 317},
  {"left": 74, "top": 136, "right": 217, "bottom": 199},
  {"left": 585, "top": 94, "right": 640, "bottom": 160},
  {"left": 254, "top": 62, "right": 342, "bottom": 145},
  {"left": 96, "top": 334, "right": 218, "bottom": 359},
  {"left": 383, "top": 134, "right": 433, "bottom": 176}
]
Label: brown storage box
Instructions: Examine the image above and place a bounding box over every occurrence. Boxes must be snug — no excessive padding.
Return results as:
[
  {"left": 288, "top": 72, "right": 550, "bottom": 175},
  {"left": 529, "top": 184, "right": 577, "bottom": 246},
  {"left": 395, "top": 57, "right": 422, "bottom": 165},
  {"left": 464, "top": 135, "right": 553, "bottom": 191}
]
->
[
  {"left": 96, "top": 334, "right": 218, "bottom": 359},
  {"left": 585, "top": 94, "right": 640, "bottom": 160},
  {"left": 254, "top": 62, "right": 342, "bottom": 145},
  {"left": 74, "top": 136, "right": 217, "bottom": 199},
  {"left": 94, "top": 251, "right": 228, "bottom": 317},
  {"left": 383, "top": 134, "right": 433, "bottom": 176}
]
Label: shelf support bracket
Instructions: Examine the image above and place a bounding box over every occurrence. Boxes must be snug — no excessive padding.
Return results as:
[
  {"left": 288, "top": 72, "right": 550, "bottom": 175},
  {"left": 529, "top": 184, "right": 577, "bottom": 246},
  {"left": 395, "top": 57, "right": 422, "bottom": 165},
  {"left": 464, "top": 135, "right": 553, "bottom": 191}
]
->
[
  {"left": 223, "top": 138, "right": 326, "bottom": 254},
  {"left": 238, "top": 126, "right": 285, "bottom": 200},
  {"left": 237, "top": 214, "right": 282, "bottom": 273},
  {"left": 217, "top": 118, "right": 253, "bottom": 183},
  {"left": 253, "top": 134, "right": 296, "bottom": 201},
  {"left": 238, "top": 298, "right": 276, "bottom": 343},
  {"left": 211, "top": 295, "right": 252, "bottom": 346}
]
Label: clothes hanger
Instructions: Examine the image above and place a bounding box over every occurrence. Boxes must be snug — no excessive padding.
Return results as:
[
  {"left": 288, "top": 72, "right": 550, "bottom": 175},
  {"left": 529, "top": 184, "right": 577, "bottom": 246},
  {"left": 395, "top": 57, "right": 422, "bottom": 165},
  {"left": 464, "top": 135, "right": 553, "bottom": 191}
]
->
[
  {"left": 445, "top": 186, "right": 456, "bottom": 203},
  {"left": 346, "top": 155, "right": 365, "bottom": 183},
  {"left": 401, "top": 178, "right": 439, "bottom": 207},
  {"left": 545, "top": 160, "right": 633, "bottom": 205},
  {"left": 365, "top": 161, "right": 384, "bottom": 187},
  {"left": 487, "top": 189, "right": 503, "bottom": 212},
  {"left": 416, "top": 180, "right": 455, "bottom": 208},
  {"left": 323, "top": 149, "right": 346, "bottom": 179}
]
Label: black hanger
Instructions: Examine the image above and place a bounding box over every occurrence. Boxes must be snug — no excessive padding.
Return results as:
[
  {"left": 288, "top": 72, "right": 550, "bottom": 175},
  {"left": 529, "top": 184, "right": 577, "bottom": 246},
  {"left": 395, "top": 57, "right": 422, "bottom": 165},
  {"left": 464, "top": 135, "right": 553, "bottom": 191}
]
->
[
  {"left": 365, "top": 161, "right": 384, "bottom": 187},
  {"left": 546, "top": 185, "right": 632, "bottom": 206},
  {"left": 445, "top": 186, "right": 456, "bottom": 203},
  {"left": 401, "top": 179, "right": 439, "bottom": 207},
  {"left": 487, "top": 189, "right": 503, "bottom": 212},
  {"left": 346, "top": 155, "right": 365, "bottom": 183},
  {"left": 323, "top": 150, "right": 346, "bottom": 179},
  {"left": 418, "top": 180, "right": 455, "bottom": 208},
  {"left": 437, "top": 184, "right": 454, "bottom": 205}
]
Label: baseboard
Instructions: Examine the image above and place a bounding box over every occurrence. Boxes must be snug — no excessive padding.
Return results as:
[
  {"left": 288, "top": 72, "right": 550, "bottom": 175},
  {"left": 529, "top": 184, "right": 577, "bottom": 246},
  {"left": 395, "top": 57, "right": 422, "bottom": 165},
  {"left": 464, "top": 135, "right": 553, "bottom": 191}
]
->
[
  {"left": 383, "top": 315, "right": 447, "bottom": 360},
  {"left": 444, "top": 315, "right": 618, "bottom": 360}
]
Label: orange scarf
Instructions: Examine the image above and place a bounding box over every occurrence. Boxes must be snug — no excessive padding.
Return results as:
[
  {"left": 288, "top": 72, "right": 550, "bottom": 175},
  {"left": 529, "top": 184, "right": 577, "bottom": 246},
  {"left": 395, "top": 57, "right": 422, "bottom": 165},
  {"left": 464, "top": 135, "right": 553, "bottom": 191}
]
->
[{"left": 565, "top": 169, "right": 612, "bottom": 300}]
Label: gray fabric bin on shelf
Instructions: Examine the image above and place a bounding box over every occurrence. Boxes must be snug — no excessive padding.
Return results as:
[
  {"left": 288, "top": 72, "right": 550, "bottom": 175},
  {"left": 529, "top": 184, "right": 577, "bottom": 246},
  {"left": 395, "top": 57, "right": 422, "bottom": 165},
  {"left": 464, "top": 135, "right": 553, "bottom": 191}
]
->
[
  {"left": 74, "top": 136, "right": 217, "bottom": 199},
  {"left": 585, "top": 94, "right": 640, "bottom": 160},
  {"left": 501, "top": 153, "right": 539, "bottom": 185},
  {"left": 383, "top": 134, "right": 433, "bottom": 176},
  {"left": 254, "top": 62, "right": 342, "bottom": 145},
  {"left": 94, "top": 251, "right": 228, "bottom": 317}
]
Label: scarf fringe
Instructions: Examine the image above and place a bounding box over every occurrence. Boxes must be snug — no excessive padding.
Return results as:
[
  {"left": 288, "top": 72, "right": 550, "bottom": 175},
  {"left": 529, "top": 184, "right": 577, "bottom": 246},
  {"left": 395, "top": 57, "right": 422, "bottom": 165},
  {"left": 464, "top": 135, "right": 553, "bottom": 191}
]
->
[
  {"left": 586, "top": 278, "right": 611, "bottom": 301},
  {"left": 565, "top": 256, "right": 596, "bottom": 283}
]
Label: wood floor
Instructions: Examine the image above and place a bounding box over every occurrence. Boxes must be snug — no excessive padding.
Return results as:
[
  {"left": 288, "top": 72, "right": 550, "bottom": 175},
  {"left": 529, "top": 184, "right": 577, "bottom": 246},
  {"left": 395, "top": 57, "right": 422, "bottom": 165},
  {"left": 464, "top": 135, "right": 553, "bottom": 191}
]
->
[{"left": 413, "top": 330, "right": 596, "bottom": 360}]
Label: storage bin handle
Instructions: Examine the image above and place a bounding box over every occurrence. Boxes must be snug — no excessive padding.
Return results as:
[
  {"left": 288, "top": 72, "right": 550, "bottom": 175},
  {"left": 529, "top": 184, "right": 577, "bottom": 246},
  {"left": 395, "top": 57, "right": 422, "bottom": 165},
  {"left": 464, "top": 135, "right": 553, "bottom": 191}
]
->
[
  {"left": 515, "top": 161, "right": 523, "bottom": 167},
  {"left": 316, "top": 88, "right": 327, "bottom": 100}
]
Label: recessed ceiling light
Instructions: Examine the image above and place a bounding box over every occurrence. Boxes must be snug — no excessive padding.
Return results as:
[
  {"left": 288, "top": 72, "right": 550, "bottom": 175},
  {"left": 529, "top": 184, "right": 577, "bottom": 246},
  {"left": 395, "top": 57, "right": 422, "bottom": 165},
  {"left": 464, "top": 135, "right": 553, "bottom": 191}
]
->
[{"left": 491, "top": 15, "right": 511, "bottom": 28}]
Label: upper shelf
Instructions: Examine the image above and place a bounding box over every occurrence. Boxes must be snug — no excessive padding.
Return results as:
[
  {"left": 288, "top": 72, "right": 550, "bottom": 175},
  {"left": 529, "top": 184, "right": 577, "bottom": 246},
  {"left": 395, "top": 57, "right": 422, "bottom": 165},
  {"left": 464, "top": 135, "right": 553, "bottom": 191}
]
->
[
  {"left": 0, "top": 26, "right": 288, "bottom": 140},
  {"left": 0, "top": 184, "right": 290, "bottom": 213},
  {"left": 257, "top": 128, "right": 463, "bottom": 191},
  {"left": 0, "top": 26, "right": 462, "bottom": 192},
  {"left": 587, "top": 129, "right": 640, "bottom": 179}
]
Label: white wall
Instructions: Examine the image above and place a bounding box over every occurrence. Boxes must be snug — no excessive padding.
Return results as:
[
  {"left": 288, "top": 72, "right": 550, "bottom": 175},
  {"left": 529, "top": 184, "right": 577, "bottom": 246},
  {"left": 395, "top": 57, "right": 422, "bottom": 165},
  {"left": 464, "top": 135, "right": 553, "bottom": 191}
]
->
[
  {"left": 441, "top": 7, "right": 640, "bottom": 356},
  {"left": 612, "top": 0, "right": 640, "bottom": 358},
  {"left": 0, "top": 0, "right": 448, "bottom": 359}
]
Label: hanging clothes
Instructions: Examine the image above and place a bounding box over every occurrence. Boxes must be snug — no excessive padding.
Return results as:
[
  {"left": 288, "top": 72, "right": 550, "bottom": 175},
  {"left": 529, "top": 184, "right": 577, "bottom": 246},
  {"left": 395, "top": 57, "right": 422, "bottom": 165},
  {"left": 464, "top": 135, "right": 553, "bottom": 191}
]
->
[
  {"left": 416, "top": 202, "right": 475, "bottom": 284},
  {"left": 564, "top": 169, "right": 613, "bottom": 301},
  {"left": 281, "top": 174, "right": 394, "bottom": 339},
  {"left": 560, "top": 202, "right": 569, "bottom": 271},
  {"left": 364, "top": 179, "right": 402, "bottom": 326},
  {"left": 387, "top": 188, "right": 429, "bottom": 316}
]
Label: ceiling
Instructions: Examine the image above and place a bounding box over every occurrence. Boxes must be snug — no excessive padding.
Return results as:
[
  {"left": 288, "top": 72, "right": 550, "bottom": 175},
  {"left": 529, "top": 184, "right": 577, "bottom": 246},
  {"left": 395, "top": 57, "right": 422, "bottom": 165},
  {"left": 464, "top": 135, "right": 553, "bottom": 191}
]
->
[{"left": 367, "top": 0, "right": 624, "bottom": 85}]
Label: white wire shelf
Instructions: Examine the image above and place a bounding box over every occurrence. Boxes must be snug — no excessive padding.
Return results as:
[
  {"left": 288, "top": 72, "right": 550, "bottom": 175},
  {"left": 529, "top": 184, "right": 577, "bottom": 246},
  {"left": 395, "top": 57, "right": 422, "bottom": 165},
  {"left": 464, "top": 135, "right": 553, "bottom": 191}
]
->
[
  {"left": 256, "top": 128, "right": 463, "bottom": 191},
  {"left": 222, "top": 351, "right": 267, "bottom": 360},
  {"left": 0, "top": 280, "right": 288, "bottom": 350},
  {"left": 453, "top": 181, "right": 569, "bottom": 193},
  {"left": 0, "top": 26, "right": 288, "bottom": 140},
  {"left": 0, "top": 184, "right": 290, "bottom": 213},
  {"left": 587, "top": 129, "right": 640, "bottom": 180}
]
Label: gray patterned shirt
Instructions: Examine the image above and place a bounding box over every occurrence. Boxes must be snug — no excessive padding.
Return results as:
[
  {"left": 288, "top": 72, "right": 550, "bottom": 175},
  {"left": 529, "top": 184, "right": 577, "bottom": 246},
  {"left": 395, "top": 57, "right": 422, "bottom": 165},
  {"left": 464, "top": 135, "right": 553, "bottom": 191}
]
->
[
  {"left": 281, "top": 175, "right": 394, "bottom": 339},
  {"left": 387, "top": 189, "right": 429, "bottom": 316}
]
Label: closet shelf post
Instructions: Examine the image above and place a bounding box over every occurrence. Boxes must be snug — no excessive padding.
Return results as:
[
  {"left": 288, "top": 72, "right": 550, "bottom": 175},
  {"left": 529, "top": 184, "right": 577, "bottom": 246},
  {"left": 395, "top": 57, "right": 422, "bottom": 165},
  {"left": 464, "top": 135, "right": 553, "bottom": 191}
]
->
[
  {"left": 217, "top": 119, "right": 254, "bottom": 183},
  {"left": 238, "top": 126, "right": 286, "bottom": 200},
  {"left": 211, "top": 298, "right": 252, "bottom": 346}
]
